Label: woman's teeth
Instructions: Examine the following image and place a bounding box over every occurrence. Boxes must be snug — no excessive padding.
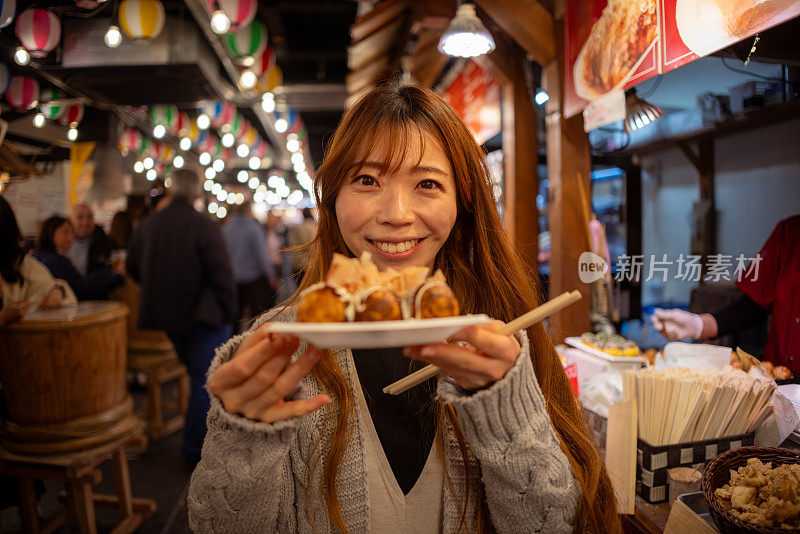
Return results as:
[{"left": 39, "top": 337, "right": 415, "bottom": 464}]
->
[{"left": 372, "top": 239, "right": 419, "bottom": 253}]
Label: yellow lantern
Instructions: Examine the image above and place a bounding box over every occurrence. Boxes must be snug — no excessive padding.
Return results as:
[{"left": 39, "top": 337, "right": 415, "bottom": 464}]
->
[
  {"left": 257, "top": 64, "right": 282, "bottom": 93},
  {"left": 119, "top": 0, "right": 165, "bottom": 40}
]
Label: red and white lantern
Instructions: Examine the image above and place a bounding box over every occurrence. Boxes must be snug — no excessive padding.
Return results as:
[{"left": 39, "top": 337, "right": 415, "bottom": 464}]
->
[
  {"left": 211, "top": 101, "right": 236, "bottom": 130},
  {"left": 118, "top": 127, "right": 142, "bottom": 155},
  {"left": 251, "top": 139, "right": 267, "bottom": 159},
  {"left": 207, "top": 0, "right": 257, "bottom": 32},
  {"left": 59, "top": 103, "right": 84, "bottom": 128},
  {"left": 6, "top": 75, "right": 39, "bottom": 110},
  {"left": 253, "top": 46, "right": 275, "bottom": 76},
  {"left": 16, "top": 9, "right": 61, "bottom": 58},
  {"left": 176, "top": 111, "right": 190, "bottom": 137}
]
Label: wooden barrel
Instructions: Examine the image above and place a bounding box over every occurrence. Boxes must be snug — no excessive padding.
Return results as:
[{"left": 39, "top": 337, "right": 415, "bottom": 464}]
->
[{"left": 0, "top": 301, "right": 139, "bottom": 455}]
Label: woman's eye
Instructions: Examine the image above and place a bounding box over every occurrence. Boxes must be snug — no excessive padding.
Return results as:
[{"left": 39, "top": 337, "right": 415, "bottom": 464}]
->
[
  {"left": 418, "top": 179, "right": 442, "bottom": 190},
  {"left": 353, "top": 174, "right": 376, "bottom": 186}
]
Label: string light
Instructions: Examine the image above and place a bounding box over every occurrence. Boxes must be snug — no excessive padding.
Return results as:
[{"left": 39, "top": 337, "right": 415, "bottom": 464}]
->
[
  {"left": 221, "top": 133, "right": 235, "bottom": 147},
  {"left": 216, "top": 190, "right": 227, "bottom": 202},
  {"left": 67, "top": 128, "right": 79, "bottom": 141},
  {"left": 237, "top": 170, "right": 248, "bottom": 183},
  {"left": 153, "top": 124, "right": 166, "bottom": 138},
  {"left": 274, "top": 118, "right": 288, "bottom": 133},
  {"left": 291, "top": 152, "right": 304, "bottom": 165},
  {"left": 196, "top": 114, "right": 210, "bottom": 130},
  {"left": 33, "top": 113, "right": 45, "bottom": 128},
  {"left": 14, "top": 47, "right": 29, "bottom": 66},
  {"left": 143, "top": 157, "right": 154, "bottom": 169},
  {"left": 208, "top": 201, "right": 218, "bottom": 214},
  {"left": 248, "top": 156, "right": 260, "bottom": 170},
  {"left": 286, "top": 138, "right": 300, "bottom": 152},
  {"left": 210, "top": 10, "right": 231, "bottom": 34},
  {"left": 248, "top": 176, "right": 259, "bottom": 189},
  {"left": 212, "top": 183, "right": 222, "bottom": 195},
  {"left": 104, "top": 25, "right": 122, "bottom": 48},
  {"left": 146, "top": 169, "right": 157, "bottom": 181},
  {"left": 212, "top": 159, "right": 225, "bottom": 172},
  {"left": 216, "top": 205, "right": 227, "bottom": 218},
  {"left": 173, "top": 155, "right": 184, "bottom": 168},
  {"left": 180, "top": 137, "right": 192, "bottom": 151},
  {"left": 267, "top": 175, "right": 284, "bottom": 188},
  {"left": 261, "top": 96, "right": 275, "bottom": 113},
  {"left": 198, "top": 152, "right": 211, "bottom": 166},
  {"left": 134, "top": 161, "right": 145, "bottom": 173},
  {"left": 203, "top": 179, "right": 214, "bottom": 191},
  {"left": 205, "top": 167, "right": 216, "bottom": 179},
  {"left": 239, "top": 69, "right": 257, "bottom": 90},
  {"left": 236, "top": 143, "right": 249, "bottom": 157}
]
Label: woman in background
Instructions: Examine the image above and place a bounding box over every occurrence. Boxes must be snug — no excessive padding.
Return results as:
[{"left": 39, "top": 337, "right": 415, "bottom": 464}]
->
[
  {"left": 0, "top": 197, "right": 75, "bottom": 326},
  {"left": 34, "top": 216, "right": 123, "bottom": 301}
]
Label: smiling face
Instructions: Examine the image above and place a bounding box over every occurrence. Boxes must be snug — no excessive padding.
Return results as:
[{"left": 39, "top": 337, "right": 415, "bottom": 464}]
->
[{"left": 334, "top": 129, "right": 457, "bottom": 272}]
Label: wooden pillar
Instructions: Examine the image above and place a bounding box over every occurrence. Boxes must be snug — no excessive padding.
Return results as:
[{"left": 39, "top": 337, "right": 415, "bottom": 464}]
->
[
  {"left": 543, "top": 20, "right": 592, "bottom": 338},
  {"left": 678, "top": 139, "right": 716, "bottom": 280},
  {"left": 478, "top": 37, "right": 539, "bottom": 278}
]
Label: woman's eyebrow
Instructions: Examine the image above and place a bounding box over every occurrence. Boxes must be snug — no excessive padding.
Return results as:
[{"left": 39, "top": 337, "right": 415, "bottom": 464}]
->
[{"left": 354, "top": 161, "right": 448, "bottom": 176}]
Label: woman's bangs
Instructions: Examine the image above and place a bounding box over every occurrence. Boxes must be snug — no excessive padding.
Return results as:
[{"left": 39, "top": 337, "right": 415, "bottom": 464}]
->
[{"left": 346, "top": 116, "right": 431, "bottom": 178}]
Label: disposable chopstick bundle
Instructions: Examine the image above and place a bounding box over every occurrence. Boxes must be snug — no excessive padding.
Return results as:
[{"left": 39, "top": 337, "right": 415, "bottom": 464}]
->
[{"left": 634, "top": 366, "right": 774, "bottom": 446}]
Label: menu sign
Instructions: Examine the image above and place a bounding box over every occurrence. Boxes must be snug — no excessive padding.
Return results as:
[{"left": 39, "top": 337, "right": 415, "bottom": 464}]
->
[
  {"left": 442, "top": 61, "right": 501, "bottom": 145},
  {"left": 565, "top": 0, "right": 800, "bottom": 118}
]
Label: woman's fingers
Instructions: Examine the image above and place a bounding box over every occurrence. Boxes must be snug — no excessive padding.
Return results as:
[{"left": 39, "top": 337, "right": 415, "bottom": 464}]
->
[
  {"left": 406, "top": 344, "right": 509, "bottom": 384},
  {"left": 260, "top": 395, "right": 330, "bottom": 424},
  {"left": 451, "top": 321, "right": 520, "bottom": 363},
  {"left": 210, "top": 333, "right": 300, "bottom": 393},
  {"left": 214, "top": 350, "right": 293, "bottom": 411}
]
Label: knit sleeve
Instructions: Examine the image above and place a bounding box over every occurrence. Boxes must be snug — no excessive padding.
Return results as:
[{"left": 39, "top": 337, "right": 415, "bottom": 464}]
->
[
  {"left": 188, "top": 319, "right": 303, "bottom": 533},
  {"left": 437, "top": 331, "right": 581, "bottom": 533}
]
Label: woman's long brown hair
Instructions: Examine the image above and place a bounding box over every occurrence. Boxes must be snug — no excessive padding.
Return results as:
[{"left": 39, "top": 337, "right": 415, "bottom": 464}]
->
[{"left": 290, "top": 82, "right": 620, "bottom": 533}]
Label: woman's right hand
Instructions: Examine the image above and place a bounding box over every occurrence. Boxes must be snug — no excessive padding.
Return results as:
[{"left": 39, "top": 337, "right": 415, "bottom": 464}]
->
[
  {"left": 40, "top": 287, "right": 64, "bottom": 309},
  {"left": 0, "top": 299, "right": 31, "bottom": 326},
  {"left": 208, "top": 326, "right": 330, "bottom": 424}
]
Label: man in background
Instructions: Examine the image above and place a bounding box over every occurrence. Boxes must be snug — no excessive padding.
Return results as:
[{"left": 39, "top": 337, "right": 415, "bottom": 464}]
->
[
  {"left": 67, "top": 203, "right": 115, "bottom": 276},
  {"left": 222, "top": 201, "right": 275, "bottom": 332},
  {"left": 127, "top": 168, "right": 235, "bottom": 463}
]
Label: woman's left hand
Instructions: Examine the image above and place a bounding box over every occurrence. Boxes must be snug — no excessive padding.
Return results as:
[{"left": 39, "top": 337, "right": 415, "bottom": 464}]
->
[{"left": 403, "top": 320, "right": 521, "bottom": 391}]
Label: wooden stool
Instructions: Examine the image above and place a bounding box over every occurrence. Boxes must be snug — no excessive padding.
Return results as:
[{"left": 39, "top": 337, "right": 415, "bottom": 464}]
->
[
  {"left": 0, "top": 423, "right": 156, "bottom": 534},
  {"left": 128, "top": 337, "right": 189, "bottom": 441},
  {"left": 111, "top": 280, "right": 189, "bottom": 440}
]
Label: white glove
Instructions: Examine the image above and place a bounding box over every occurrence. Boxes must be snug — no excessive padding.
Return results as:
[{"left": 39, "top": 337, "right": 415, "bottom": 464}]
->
[{"left": 651, "top": 308, "right": 704, "bottom": 340}]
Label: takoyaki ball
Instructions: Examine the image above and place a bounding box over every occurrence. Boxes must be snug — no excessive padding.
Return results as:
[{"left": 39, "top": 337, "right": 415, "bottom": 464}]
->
[
  {"left": 296, "top": 286, "right": 348, "bottom": 322},
  {"left": 354, "top": 288, "right": 403, "bottom": 321},
  {"left": 416, "top": 283, "right": 459, "bottom": 319}
]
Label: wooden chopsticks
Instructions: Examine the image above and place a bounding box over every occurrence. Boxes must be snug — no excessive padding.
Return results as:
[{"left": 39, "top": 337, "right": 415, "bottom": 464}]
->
[{"left": 382, "top": 290, "right": 583, "bottom": 395}]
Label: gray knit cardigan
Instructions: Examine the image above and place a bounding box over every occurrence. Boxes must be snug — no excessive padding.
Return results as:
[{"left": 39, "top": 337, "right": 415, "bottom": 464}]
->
[{"left": 188, "top": 307, "right": 581, "bottom": 533}]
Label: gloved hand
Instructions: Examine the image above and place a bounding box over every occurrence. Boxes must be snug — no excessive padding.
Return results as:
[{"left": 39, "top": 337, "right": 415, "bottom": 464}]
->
[{"left": 651, "top": 308, "right": 704, "bottom": 340}]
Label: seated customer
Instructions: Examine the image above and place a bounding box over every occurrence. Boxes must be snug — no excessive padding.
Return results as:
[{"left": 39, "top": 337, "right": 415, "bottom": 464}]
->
[
  {"left": 68, "top": 203, "right": 115, "bottom": 275},
  {"left": 33, "top": 216, "right": 123, "bottom": 301},
  {"left": 0, "top": 197, "right": 76, "bottom": 326}
]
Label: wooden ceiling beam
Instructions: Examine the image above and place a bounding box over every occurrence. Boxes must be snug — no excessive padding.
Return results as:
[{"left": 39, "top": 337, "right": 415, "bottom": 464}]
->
[
  {"left": 350, "top": 0, "right": 410, "bottom": 43},
  {"left": 474, "top": 0, "right": 555, "bottom": 66},
  {"left": 348, "top": 18, "right": 405, "bottom": 71},
  {"left": 346, "top": 55, "right": 391, "bottom": 94}
]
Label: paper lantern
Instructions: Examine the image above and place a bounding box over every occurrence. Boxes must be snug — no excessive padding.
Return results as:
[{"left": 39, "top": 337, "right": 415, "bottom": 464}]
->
[
  {"left": 39, "top": 88, "right": 64, "bottom": 119},
  {"left": 6, "top": 75, "right": 39, "bottom": 110},
  {"left": 187, "top": 118, "right": 201, "bottom": 143},
  {"left": 210, "top": 101, "right": 236, "bottom": 130},
  {"left": 176, "top": 111, "right": 190, "bottom": 136},
  {"left": 0, "top": 63, "right": 10, "bottom": 97},
  {"left": 224, "top": 19, "right": 267, "bottom": 59},
  {"left": 0, "top": 0, "right": 15, "bottom": 30},
  {"left": 16, "top": 9, "right": 61, "bottom": 58},
  {"left": 257, "top": 64, "right": 282, "bottom": 93},
  {"left": 149, "top": 104, "right": 178, "bottom": 130},
  {"left": 119, "top": 0, "right": 165, "bottom": 40},
  {"left": 252, "top": 46, "right": 275, "bottom": 76},
  {"left": 220, "top": 0, "right": 257, "bottom": 31},
  {"left": 118, "top": 128, "right": 142, "bottom": 154},
  {"left": 59, "top": 103, "right": 84, "bottom": 127},
  {"left": 138, "top": 135, "right": 150, "bottom": 155},
  {"left": 242, "top": 126, "right": 258, "bottom": 147},
  {"left": 251, "top": 139, "right": 267, "bottom": 159},
  {"left": 231, "top": 114, "right": 249, "bottom": 139}
]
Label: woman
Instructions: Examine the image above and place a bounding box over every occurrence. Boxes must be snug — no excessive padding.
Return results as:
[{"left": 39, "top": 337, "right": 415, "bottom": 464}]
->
[
  {"left": 33, "top": 216, "right": 123, "bottom": 301},
  {"left": 0, "top": 197, "right": 75, "bottom": 326},
  {"left": 189, "top": 84, "right": 619, "bottom": 533}
]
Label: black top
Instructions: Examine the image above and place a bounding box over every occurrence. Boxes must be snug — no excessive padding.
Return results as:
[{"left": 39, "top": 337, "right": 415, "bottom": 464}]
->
[
  {"left": 33, "top": 249, "right": 123, "bottom": 301},
  {"left": 712, "top": 294, "right": 769, "bottom": 337},
  {"left": 126, "top": 198, "right": 236, "bottom": 334},
  {"left": 86, "top": 225, "right": 115, "bottom": 274},
  {"left": 352, "top": 347, "right": 438, "bottom": 495}
]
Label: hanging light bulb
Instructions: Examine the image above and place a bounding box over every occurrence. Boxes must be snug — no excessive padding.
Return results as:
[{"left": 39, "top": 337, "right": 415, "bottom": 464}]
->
[
  {"left": 208, "top": 201, "right": 218, "bottom": 214},
  {"left": 239, "top": 69, "right": 258, "bottom": 90},
  {"left": 204, "top": 179, "right": 214, "bottom": 191},
  {"left": 104, "top": 25, "right": 122, "bottom": 48},
  {"left": 212, "top": 183, "right": 222, "bottom": 195},
  {"left": 248, "top": 176, "right": 259, "bottom": 189},
  {"left": 210, "top": 10, "right": 231, "bottom": 35},
  {"left": 67, "top": 127, "right": 79, "bottom": 141},
  {"left": 196, "top": 113, "right": 210, "bottom": 130},
  {"left": 286, "top": 138, "right": 300, "bottom": 152},
  {"left": 173, "top": 155, "right": 185, "bottom": 168},
  {"left": 213, "top": 159, "right": 225, "bottom": 172},
  {"left": 134, "top": 161, "right": 145, "bottom": 173},
  {"left": 221, "top": 133, "right": 235, "bottom": 147},
  {"left": 249, "top": 156, "right": 261, "bottom": 170},
  {"left": 237, "top": 170, "right": 248, "bottom": 183},
  {"left": 33, "top": 113, "right": 46, "bottom": 128},
  {"left": 226, "top": 194, "right": 235, "bottom": 205},
  {"left": 153, "top": 124, "right": 166, "bottom": 139},
  {"left": 14, "top": 47, "right": 30, "bottom": 66},
  {"left": 146, "top": 168, "right": 157, "bottom": 181},
  {"left": 241, "top": 56, "right": 256, "bottom": 67},
  {"left": 143, "top": 157, "right": 154, "bottom": 169},
  {"left": 534, "top": 89, "right": 550, "bottom": 105},
  {"left": 261, "top": 92, "right": 275, "bottom": 113},
  {"left": 198, "top": 152, "right": 212, "bottom": 166},
  {"left": 216, "top": 205, "right": 227, "bottom": 218},
  {"left": 205, "top": 167, "right": 216, "bottom": 179},
  {"left": 624, "top": 89, "right": 663, "bottom": 133},
  {"left": 274, "top": 118, "right": 288, "bottom": 133},
  {"left": 216, "top": 190, "right": 227, "bottom": 202},
  {"left": 438, "top": 4, "right": 495, "bottom": 58},
  {"left": 236, "top": 143, "right": 249, "bottom": 157}
]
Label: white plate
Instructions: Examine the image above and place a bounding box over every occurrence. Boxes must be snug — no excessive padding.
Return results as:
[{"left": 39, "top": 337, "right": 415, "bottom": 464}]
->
[
  {"left": 267, "top": 315, "right": 492, "bottom": 349},
  {"left": 565, "top": 337, "right": 647, "bottom": 364}
]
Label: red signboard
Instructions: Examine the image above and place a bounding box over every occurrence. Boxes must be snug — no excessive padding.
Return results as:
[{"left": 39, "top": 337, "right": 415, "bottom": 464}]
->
[
  {"left": 442, "top": 61, "right": 501, "bottom": 145},
  {"left": 565, "top": 0, "right": 800, "bottom": 118}
]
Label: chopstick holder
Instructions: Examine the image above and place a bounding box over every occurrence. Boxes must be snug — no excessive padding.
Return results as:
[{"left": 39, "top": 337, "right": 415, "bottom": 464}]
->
[{"left": 382, "top": 290, "right": 582, "bottom": 395}]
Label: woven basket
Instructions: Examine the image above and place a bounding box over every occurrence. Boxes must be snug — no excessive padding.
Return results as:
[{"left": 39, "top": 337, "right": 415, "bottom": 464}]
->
[{"left": 702, "top": 446, "right": 800, "bottom": 533}]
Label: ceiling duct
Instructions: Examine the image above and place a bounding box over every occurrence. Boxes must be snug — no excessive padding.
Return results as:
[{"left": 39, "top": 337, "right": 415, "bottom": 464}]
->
[{"left": 40, "top": 16, "right": 233, "bottom": 106}]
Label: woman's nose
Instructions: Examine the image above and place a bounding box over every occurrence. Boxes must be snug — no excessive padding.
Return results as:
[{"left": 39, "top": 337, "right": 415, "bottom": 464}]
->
[{"left": 377, "top": 189, "right": 415, "bottom": 226}]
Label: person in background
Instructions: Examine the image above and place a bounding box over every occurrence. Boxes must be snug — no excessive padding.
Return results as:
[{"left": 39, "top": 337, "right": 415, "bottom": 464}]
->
[
  {"left": 653, "top": 214, "right": 800, "bottom": 370},
  {"left": 126, "top": 168, "right": 235, "bottom": 464},
  {"left": 265, "top": 210, "right": 285, "bottom": 280},
  {"left": 67, "top": 203, "right": 115, "bottom": 277},
  {"left": 222, "top": 201, "right": 275, "bottom": 332},
  {"left": 109, "top": 210, "right": 134, "bottom": 250},
  {"left": 286, "top": 207, "right": 317, "bottom": 282},
  {"left": 34, "top": 216, "right": 123, "bottom": 301},
  {"left": 0, "top": 197, "right": 76, "bottom": 326}
]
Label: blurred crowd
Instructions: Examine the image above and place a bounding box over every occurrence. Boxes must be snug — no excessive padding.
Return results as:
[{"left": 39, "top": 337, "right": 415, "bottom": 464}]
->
[{"left": 0, "top": 169, "right": 317, "bottom": 463}]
